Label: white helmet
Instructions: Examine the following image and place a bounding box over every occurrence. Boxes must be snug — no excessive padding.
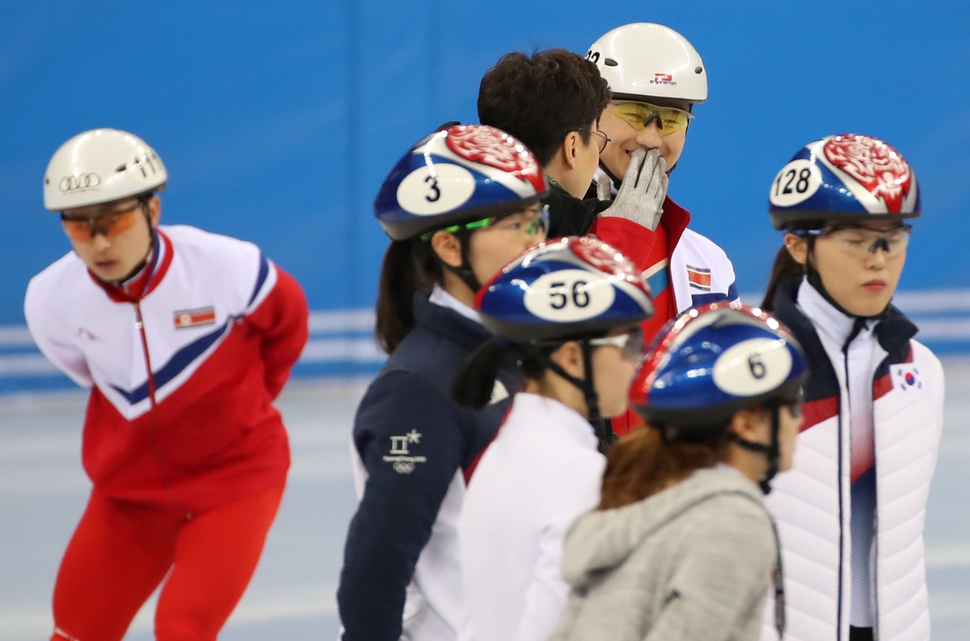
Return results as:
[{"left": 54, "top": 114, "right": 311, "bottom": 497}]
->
[
  {"left": 43, "top": 128, "right": 168, "bottom": 211},
  {"left": 585, "top": 23, "right": 707, "bottom": 104}
]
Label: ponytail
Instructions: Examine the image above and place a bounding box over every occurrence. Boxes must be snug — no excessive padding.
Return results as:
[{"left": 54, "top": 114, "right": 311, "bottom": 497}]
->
[
  {"left": 762, "top": 245, "right": 806, "bottom": 312},
  {"left": 452, "top": 340, "right": 505, "bottom": 409},
  {"left": 375, "top": 239, "right": 443, "bottom": 354},
  {"left": 597, "top": 425, "right": 729, "bottom": 510}
]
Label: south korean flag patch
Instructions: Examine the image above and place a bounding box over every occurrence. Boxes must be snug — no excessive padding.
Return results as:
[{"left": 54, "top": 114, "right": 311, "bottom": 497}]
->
[{"left": 890, "top": 363, "right": 923, "bottom": 393}]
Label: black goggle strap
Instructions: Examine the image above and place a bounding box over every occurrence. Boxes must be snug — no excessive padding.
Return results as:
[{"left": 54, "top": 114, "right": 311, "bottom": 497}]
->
[
  {"left": 436, "top": 228, "right": 482, "bottom": 293},
  {"left": 728, "top": 403, "right": 782, "bottom": 495},
  {"left": 537, "top": 341, "right": 615, "bottom": 454}
]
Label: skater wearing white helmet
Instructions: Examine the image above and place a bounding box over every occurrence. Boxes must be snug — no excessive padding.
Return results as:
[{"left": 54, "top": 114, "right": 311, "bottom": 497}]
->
[
  {"left": 26, "top": 128, "right": 309, "bottom": 641},
  {"left": 582, "top": 23, "right": 739, "bottom": 436}
]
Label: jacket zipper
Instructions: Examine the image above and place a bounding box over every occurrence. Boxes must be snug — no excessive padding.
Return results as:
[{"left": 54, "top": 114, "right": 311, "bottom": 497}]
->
[{"left": 133, "top": 299, "right": 192, "bottom": 520}]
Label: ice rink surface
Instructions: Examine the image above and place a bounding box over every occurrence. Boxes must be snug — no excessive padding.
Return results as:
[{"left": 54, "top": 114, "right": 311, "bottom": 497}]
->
[{"left": 1, "top": 361, "right": 968, "bottom": 640}]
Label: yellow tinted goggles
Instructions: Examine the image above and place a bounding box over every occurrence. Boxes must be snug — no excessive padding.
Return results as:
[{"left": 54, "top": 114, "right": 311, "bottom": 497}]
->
[{"left": 609, "top": 102, "right": 693, "bottom": 136}]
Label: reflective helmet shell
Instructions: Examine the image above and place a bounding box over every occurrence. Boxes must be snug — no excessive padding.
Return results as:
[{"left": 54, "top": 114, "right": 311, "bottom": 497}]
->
[
  {"left": 630, "top": 303, "right": 807, "bottom": 437},
  {"left": 475, "top": 236, "right": 654, "bottom": 342},
  {"left": 374, "top": 124, "right": 547, "bottom": 241},
  {"left": 769, "top": 133, "right": 921, "bottom": 230},
  {"left": 585, "top": 23, "right": 707, "bottom": 103},
  {"left": 44, "top": 129, "right": 167, "bottom": 211}
]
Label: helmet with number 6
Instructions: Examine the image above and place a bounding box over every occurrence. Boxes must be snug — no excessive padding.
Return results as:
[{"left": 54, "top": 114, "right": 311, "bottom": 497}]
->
[
  {"left": 630, "top": 302, "right": 807, "bottom": 491},
  {"left": 44, "top": 128, "right": 168, "bottom": 212},
  {"left": 768, "top": 133, "right": 921, "bottom": 231},
  {"left": 585, "top": 23, "right": 707, "bottom": 104},
  {"left": 375, "top": 124, "right": 547, "bottom": 241},
  {"left": 631, "top": 302, "right": 807, "bottom": 436},
  {"left": 476, "top": 236, "right": 654, "bottom": 341}
]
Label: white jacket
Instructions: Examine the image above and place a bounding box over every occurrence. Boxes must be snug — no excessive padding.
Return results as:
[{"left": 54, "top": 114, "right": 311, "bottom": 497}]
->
[
  {"left": 457, "top": 393, "right": 606, "bottom": 641},
  {"left": 763, "top": 278, "right": 944, "bottom": 641}
]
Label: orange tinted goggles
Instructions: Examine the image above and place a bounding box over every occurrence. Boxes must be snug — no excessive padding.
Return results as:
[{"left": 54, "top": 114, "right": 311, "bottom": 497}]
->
[{"left": 61, "top": 209, "right": 138, "bottom": 242}]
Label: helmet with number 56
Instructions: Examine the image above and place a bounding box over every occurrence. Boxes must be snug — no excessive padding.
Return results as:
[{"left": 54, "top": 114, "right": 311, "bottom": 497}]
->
[
  {"left": 476, "top": 236, "right": 654, "bottom": 341},
  {"left": 454, "top": 236, "right": 654, "bottom": 452}
]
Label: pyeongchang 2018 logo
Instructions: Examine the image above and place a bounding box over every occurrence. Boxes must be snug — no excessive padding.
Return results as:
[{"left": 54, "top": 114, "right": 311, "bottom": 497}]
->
[{"left": 650, "top": 73, "right": 676, "bottom": 86}]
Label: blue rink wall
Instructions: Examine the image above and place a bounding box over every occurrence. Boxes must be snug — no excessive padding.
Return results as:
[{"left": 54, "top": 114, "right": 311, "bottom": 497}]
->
[{"left": 2, "top": 1, "right": 969, "bottom": 392}]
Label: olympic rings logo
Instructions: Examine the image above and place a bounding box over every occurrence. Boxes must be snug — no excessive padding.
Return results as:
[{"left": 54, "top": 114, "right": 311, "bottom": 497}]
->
[{"left": 59, "top": 173, "right": 101, "bottom": 192}]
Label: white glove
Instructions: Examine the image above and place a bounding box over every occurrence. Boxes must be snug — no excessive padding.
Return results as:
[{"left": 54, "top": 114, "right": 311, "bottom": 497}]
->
[{"left": 597, "top": 148, "right": 668, "bottom": 232}]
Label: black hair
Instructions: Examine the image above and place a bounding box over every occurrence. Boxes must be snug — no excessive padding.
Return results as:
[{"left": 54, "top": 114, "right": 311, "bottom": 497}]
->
[
  {"left": 478, "top": 49, "right": 611, "bottom": 166},
  {"left": 451, "top": 339, "right": 560, "bottom": 409},
  {"left": 375, "top": 238, "right": 443, "bottom": 354}
]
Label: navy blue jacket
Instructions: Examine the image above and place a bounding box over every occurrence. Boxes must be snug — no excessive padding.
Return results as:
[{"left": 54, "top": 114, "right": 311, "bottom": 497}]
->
[{"left": 337, "top": 292, "right": 518, "bottom": 641}]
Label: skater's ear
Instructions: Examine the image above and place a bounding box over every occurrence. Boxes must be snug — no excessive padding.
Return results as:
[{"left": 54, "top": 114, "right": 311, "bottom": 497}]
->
[
  {"left": 784, "top": 233, "right": 809, "bottom": 265},
  {"left": 429, "top": 230, "right": 463, "bottom": 269}
]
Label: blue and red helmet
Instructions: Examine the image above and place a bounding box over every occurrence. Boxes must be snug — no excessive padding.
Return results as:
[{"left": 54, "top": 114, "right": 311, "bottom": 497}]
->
[
  {"left": 630, "top": 303, "right": 807, "bottom": 438},
  {"left": 374, "top": 124, "right": 547, "bottom": 241},
  {"left": 475, "top": 236, "right": 654, "bottom": 342},
  {"left": 768, "top": 133, "right": 920, "bottom": 231}
]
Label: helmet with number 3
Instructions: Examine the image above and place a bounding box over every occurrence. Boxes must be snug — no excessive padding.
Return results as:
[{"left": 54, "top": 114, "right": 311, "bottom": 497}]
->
[
  {"left": 475, "top": 236, "right": 654, "bottom": 341},
  {"left": 375, "top": 124, "right": 547, "bottom": 241},
  {"left": 630, "top": 303, "right": 807, "bottom": 437},
  {"left": 768, "top": 133, "right": 921, "bottom": 231}
]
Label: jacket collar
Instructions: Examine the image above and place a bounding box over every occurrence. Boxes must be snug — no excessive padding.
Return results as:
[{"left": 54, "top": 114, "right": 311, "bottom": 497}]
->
[
  {"left": 92, "top": 228, "right": 174, "bottom": 304},
  {"left": 412, "top": 289, "right": 493, "bottom": 350},
  {"left": 782, "top": 276, "right": 917, "bottom": 355}
]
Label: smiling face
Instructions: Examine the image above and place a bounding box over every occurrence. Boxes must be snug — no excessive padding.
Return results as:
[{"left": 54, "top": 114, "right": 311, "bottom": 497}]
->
[
  {"left": 61, "top": 196, "right": 159, "bottom": 282},
  {"left": 597, "top": 98, "right": 689, "bottom": 180}
]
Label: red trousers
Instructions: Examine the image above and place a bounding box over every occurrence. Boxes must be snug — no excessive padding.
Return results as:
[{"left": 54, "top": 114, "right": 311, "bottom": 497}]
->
[{"left": 50, "top": 483, "right": 284, "bottom": 641}]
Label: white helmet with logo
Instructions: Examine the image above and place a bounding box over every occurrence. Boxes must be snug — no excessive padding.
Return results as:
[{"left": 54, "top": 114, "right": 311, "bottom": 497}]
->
[
  {"left": 585, "top": 23, "right": 707, "bottom": 103},
  {"left": 43, "top": 128, "right": 168, "bottom": 211}
]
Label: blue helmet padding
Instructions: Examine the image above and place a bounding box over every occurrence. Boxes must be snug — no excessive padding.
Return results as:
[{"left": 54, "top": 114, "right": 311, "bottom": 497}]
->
[{"left": 648, "top": 322, "right": 806, "bottom": 411}]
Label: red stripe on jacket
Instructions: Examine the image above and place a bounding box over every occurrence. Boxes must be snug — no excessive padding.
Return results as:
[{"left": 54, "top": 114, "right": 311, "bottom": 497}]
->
[{"left": 82, "top": 267, "right": 308, "bottom": 514}]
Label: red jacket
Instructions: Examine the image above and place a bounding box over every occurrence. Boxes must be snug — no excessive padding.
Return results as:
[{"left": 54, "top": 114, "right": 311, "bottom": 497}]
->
[{"left": 25, "top": 225, "right": 309, "bottom": 514}]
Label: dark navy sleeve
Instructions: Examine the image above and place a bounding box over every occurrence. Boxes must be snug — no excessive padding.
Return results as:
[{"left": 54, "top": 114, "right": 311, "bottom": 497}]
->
[{"left": 337, "top": 370, "right": 466, "bottom": 641}]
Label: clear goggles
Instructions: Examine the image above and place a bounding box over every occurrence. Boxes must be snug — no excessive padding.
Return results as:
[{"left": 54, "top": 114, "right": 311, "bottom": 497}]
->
[
  {"left": 609, "top": 101, "right": 693, "bottom": 136},
  {"left": 800, "top": 224, "right": 912, "bottom": 259},
  {"left": 588, "top": 326, "right": 645, "bottom": 361},
  {"left": 421, "top": 204, "right": 549, "bottom": 241}
]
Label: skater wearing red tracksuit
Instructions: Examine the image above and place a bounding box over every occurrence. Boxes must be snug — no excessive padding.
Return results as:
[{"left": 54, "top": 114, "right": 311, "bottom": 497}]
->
[{"left": 25, "top": 128, "right": 308, "bottom": 641}]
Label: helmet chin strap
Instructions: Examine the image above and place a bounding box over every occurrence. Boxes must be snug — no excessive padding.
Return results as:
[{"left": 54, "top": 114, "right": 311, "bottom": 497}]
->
[
  {"left": 538, "top": 341, "right": 616, "bottom": 454},
  {"left": 804, "top": 239, "right": 886, "bottom": 321},
  {"left": 439, "top": 230, "right": 482, "bottom": 293},
  {"left": 730, "top": 404, "right": 782, "bottom": 495}
]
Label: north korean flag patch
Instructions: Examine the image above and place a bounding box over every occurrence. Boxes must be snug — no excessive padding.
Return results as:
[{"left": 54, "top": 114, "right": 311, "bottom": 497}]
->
[
  {"left": 686, "top": 265, "right": 712, "bottom": 291},
  {"left": 174, "top": 306, "right": 216, "bottom": 329}
]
